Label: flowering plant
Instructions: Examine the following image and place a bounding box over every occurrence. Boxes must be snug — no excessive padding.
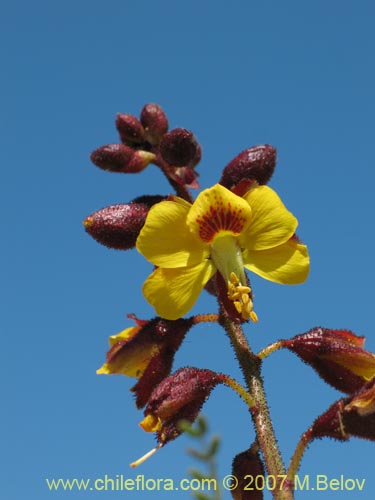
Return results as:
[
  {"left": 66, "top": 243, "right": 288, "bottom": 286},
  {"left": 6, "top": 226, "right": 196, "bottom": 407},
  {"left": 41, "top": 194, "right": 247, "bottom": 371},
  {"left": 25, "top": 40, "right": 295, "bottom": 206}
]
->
[{"left": 84, "top": 104, "right": 375, "bottom": 499}]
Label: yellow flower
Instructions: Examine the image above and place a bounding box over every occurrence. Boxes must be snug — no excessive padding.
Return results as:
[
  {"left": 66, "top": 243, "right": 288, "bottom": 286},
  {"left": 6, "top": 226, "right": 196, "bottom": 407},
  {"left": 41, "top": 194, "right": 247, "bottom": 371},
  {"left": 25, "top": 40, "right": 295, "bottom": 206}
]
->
[{"left": 136, "top": 183, "right": 309, "bottom": 320}]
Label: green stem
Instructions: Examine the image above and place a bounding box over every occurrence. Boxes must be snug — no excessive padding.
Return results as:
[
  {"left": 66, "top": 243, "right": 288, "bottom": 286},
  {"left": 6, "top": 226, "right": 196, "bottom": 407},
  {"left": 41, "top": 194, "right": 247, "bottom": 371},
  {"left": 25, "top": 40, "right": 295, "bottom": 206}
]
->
[
  {"left": 220, "top": 375, "right": 255, "bottom": 409},
  {"left": 219, "top": 313, "right": 294, "bottom": 500},
  {"left": 287, "top": 429, "right": 313, "bottom": 481},
  {"left": 257, "top": 341, "right": 284, "bottom": 359}
]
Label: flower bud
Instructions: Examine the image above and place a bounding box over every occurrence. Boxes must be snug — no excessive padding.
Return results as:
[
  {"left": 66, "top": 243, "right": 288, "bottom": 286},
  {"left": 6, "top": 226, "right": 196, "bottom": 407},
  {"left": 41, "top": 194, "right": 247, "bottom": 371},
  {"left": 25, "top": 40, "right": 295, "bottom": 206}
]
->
[
  {"left": 84, "top": 198, "right": 164, "bottom": 250},
  {"left": 283, "top": 327, "right": 375, "bottom": 394},
  {"left": 97, "top": 316, "right": 194, "bottom": 408},
  {"left": 159, "top": 128, "right": 201, "bottom": 167},
  {"left": 115, "top": 114, "right": 145, "bottom": 145},
  {"left": 140, "top": 367, "right": 223, "bottom": 445},
  {"left": 311, "top": 378, "right": 375, "bottom": 442},
  {"left": 231, "top": 444, "right": 265, "bottom": 500},
  {"left": 140, "top": 103, "right": 168, "bottom": 145},
  {"left": 219, "top": 145, "right": 277, "bottom": 189},
  {"left": 90, "top": 144, "right": 155, "bottom": 173}
]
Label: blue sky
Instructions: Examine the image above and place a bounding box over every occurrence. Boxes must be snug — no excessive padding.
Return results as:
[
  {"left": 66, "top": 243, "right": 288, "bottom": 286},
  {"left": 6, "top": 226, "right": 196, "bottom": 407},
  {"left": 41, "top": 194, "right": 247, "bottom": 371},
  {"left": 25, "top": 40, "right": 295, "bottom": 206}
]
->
[{"left": 2, "top": 1, "right": 375, "bottom": 499}]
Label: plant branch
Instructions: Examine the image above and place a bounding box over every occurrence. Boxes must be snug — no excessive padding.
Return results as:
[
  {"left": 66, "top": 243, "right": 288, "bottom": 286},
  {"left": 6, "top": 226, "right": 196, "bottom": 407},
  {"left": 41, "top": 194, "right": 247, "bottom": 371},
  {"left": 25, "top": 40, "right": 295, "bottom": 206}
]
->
[{"left": 219, "top": 313, "right": 294, "bottom": 500}]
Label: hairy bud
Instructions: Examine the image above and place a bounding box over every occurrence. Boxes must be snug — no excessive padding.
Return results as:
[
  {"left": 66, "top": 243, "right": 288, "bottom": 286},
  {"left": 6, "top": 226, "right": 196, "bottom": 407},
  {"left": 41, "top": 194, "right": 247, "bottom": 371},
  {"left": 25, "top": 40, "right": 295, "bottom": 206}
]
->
[
  {"left": 140, "top": 103, "right": 168, "bottom": 145},
  {"left": 83, "top": 197, "right": 164, "bottom": 250},
  {"left": 160, "top": 128, "right": 201, "bottom": 167},
  {"left": 231, "top": 444, "right": 265, "bottom": 500},
  {"left": 90, "top": 144, "right": 155, "bottom": 173},
  {"left": 220, "top": 145, "right": 277, "bottom": 189},
  {"left": 116, "top": 114, "right": 145, "bottom": 145}
]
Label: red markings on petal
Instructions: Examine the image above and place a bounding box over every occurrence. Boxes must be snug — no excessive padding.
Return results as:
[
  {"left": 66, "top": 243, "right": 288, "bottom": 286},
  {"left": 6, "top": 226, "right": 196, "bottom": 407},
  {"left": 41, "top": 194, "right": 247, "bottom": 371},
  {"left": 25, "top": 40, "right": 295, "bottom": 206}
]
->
[{"left": 195, "top": 196, "right": 248, "bottom": 242}]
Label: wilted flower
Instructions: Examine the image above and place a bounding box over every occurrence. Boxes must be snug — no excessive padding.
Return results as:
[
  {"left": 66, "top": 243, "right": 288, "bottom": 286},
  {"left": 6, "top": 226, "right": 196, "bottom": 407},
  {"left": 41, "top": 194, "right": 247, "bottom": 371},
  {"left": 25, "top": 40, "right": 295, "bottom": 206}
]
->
[
  {"left": 311, "top": 378, "right": 375, "bottom": 442},
  {"left": 283, "top": 327, "right": 375, "bottom": 393},
  {"left": 139, "top": 367, "right": 223, "bottom": 444},
  {"left": 97, "top": 316, "right": 194, "bottom": 408}
]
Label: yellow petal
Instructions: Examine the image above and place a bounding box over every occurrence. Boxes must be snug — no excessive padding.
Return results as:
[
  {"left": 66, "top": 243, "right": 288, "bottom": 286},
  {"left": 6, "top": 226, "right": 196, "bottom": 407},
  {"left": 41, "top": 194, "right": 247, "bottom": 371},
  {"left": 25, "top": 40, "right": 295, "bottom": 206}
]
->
[
  {"left": 241, "top": 186, "right": 298, "bottom": 250},
  {"left": 108, "top": 326, "right": 139, "bottom": 348},
  {"left": 96, "top": 326, "right": 158, "bottom": 378},
  {"left": 323, "top": 352, "right": 375, "bottom": 381},
  {"left": 187, "top": 184, "right": 252, "bottom": 243},
  {"left": 136, "top": 199, "right": 207, "bottom": 268},
  {"left": 96, "top": 342, "right": 159, "bottom": 378},
  {"left": 142, "top": 262, "right": 216, "bottom": 320},
  {"left": 243, "top": 239, "right": 310, "bottom": 284}
]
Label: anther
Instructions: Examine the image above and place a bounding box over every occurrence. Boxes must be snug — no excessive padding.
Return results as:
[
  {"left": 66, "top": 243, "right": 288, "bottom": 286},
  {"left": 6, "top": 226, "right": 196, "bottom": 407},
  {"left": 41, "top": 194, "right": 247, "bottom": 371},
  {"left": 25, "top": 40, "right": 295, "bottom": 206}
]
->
[{"left": 227, "top": 272, "right": 258, "bottom": 322}]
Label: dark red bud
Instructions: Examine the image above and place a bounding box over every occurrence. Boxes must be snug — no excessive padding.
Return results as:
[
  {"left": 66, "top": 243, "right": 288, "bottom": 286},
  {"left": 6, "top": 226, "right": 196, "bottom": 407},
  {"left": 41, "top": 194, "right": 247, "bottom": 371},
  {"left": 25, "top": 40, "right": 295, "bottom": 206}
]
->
[
  {"left": 220, "top": 145, "right": 277, "bottom": 189},
  {"left": 142, "top": 367, "right": 222, "bottom": 445},
  {"left": 231, "top": 444, "right": 265, "bottom": 500},
  {"left": 116, "top": 114, "right": 145, "bottom": 145},
  {"left": 160, "top": 128, "right": 201, "bottom": 167},
  {"left": 90, "top": 144, "right": 132, "bottom": 171},
  {"left": 140, "top": 103, "right": 168, "bottom": 145},
  {"left": 90, "top": 144, "right": 155, "bottom": 173},
  {"left": 83, "top": 199, "right": 163, "bottom": 250}
]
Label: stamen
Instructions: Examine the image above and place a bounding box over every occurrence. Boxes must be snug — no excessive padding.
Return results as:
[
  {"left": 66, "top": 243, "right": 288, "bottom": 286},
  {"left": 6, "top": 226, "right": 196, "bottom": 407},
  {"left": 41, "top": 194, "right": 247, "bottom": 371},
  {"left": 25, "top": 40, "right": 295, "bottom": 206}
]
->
[
  {"left": 227, "top": 272, "right": 258, "bottom": 322},
  {"left": 130, "top": 444, "right": 162, "bottom": 468}
]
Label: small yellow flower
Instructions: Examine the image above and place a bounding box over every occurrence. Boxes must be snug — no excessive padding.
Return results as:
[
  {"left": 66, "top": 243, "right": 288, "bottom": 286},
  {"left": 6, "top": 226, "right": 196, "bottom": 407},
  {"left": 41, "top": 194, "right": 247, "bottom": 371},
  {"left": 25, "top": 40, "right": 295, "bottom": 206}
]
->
[{"left": 136, "top": 183, "right": 309, "bottom": 320}]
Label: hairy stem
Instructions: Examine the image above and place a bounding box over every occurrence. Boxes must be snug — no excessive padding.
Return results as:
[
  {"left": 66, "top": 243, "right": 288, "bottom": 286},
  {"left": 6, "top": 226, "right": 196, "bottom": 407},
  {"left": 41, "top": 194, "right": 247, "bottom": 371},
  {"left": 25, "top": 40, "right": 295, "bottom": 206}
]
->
[
  {"left": 287, "top": 429, "right": 313, "bottom": 482},
  {"left": 219, "top": 313, "right": 294, "bottom": 500}
]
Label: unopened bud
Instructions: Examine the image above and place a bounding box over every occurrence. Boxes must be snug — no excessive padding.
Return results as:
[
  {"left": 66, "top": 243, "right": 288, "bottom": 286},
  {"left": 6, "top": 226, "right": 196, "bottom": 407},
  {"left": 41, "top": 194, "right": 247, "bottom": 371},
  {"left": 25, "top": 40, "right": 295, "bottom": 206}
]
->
[
  {"left": 231, "top": 444, "right": 265, "bottom": 500},
  {"left": 220, "top": 145, "right": 277, "bottom": 189},
  {"left": 90, "top": 144, "right": 155, "bottom": 173},
  {"left": 160, "top": 128, "right": 201, "bottom": 167},
  {"left": 140, "top": 103, "right": 168, "bottom": 145},
  {"left": 116, "top": 114, "right": 145, "bottom": 145},
  {"left": 83, "top": 197, "right": 164, "bottom": 250}
]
